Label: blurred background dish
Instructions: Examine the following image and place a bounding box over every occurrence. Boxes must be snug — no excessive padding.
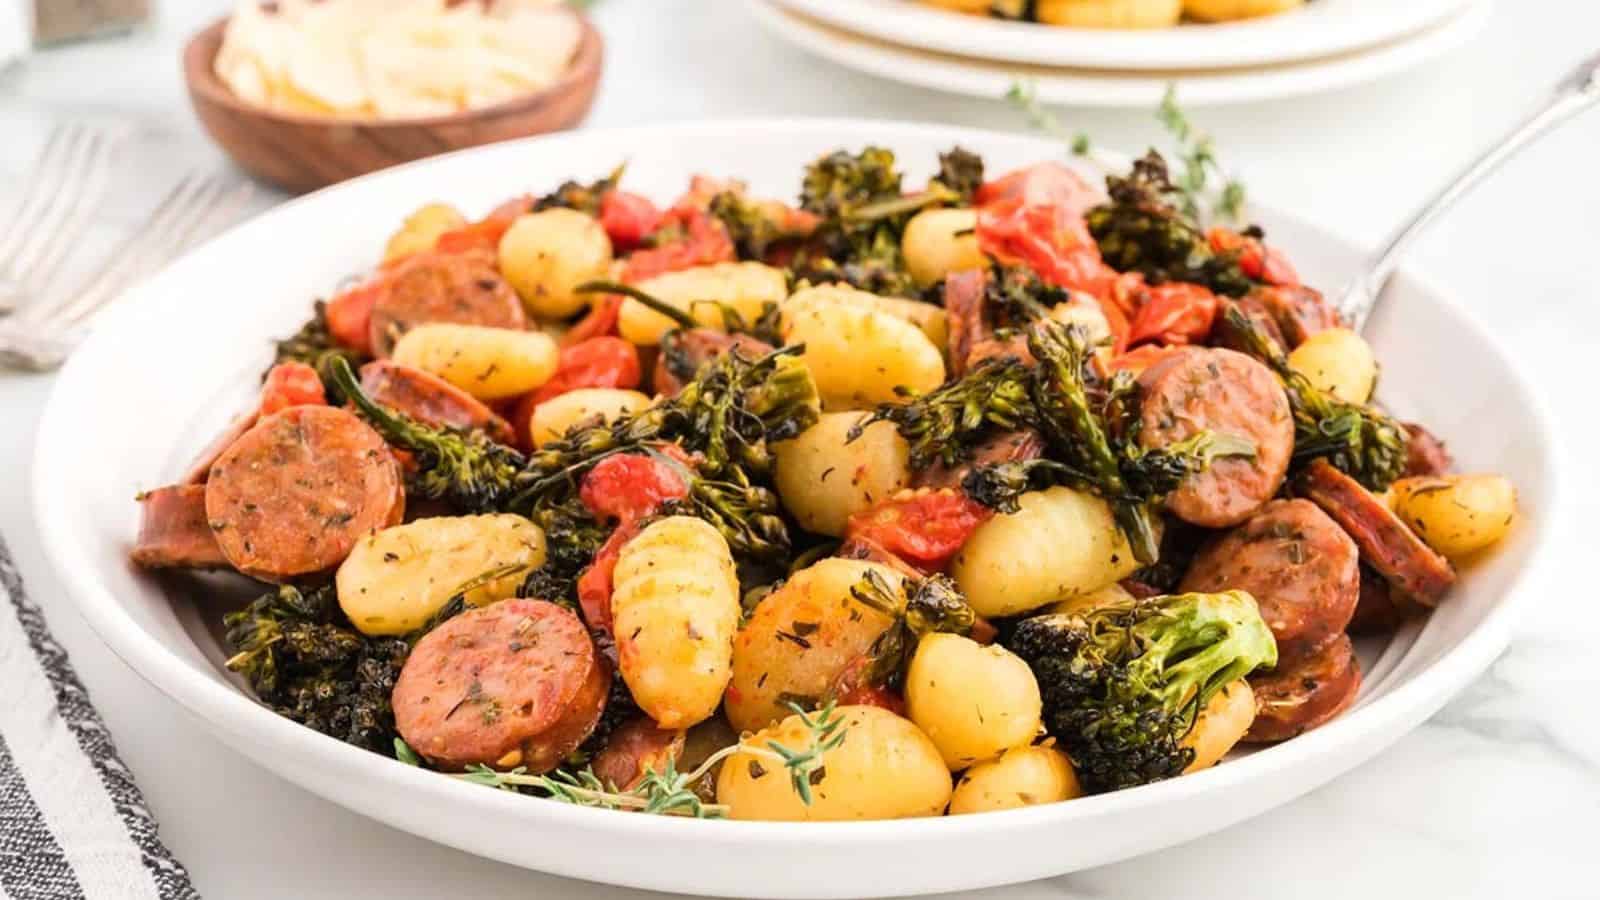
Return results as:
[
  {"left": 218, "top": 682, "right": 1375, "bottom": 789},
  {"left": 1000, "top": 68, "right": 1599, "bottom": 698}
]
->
[
  {"left": 182, "top": 4, "right": 603, "bottom": 194},
  {"left": 767, "top": 0, "right": 1476, "bottom": 69},
  {"left": 751, "top": 0, "right": 1490, "bottom": 107}
]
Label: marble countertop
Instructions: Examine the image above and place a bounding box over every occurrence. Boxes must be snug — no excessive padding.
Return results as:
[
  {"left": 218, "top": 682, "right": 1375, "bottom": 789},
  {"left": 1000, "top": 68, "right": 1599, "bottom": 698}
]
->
[{"left": 2, "top": 1, "right": 1596, "bottom": 897}]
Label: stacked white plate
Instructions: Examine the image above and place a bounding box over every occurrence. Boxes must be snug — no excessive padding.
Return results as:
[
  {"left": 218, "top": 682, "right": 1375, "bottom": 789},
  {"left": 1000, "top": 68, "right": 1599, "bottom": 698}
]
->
[{"left": 751, "top": 0, "right": 1491, "bottom": 106}]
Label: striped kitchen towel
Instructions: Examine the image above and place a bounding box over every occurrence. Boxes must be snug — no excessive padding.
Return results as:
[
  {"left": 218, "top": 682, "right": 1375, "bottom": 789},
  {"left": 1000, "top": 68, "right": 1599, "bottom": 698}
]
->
[{"left": 0, "top": 536, "right": 199, "bottom": 899}]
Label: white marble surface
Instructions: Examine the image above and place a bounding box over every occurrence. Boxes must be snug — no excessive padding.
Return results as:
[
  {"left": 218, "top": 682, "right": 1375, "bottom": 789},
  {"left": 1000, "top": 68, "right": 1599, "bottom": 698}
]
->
[{"left": 2, "top": 1, "right": 1597, "bottom": 897}]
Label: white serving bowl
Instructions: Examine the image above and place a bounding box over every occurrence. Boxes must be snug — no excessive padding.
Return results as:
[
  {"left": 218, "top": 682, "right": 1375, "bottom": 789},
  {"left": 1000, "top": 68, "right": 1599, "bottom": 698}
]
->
[{"left": 33, "top": 120, "right": 1561, "bottom": 898}]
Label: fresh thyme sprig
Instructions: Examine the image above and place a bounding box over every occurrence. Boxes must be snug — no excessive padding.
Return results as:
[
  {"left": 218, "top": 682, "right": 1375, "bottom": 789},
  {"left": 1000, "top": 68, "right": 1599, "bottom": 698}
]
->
[
  {"left": 1005, "top": 81, "right": 1093, "bottom": 158},
  {"left": 1156, "top": 85, "right": 1246, "bottom": 223},
  {"left": 1006, "top": 79, "right": 1248, "bottom": 226},
  {"left": 396, "top": 701, "right": 853, "bottom": 818}
]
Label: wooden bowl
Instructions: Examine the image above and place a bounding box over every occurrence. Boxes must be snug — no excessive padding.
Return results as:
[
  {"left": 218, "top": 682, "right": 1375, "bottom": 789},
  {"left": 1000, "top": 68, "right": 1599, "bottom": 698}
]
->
[{"left": 182, "top": 12, "right": 603, "bottom": 194}]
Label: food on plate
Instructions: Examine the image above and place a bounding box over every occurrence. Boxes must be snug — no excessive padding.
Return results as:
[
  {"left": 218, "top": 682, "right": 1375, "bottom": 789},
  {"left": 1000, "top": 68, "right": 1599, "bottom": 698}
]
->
[
  {"left": 213, "top": 0, "right": 583, "bottom": 119},
  {"left": 134, "top": 127, "right": 1517, "bottom": 820},
  {"left": 923, "top": 0, "right": 1302, "bottom": 27}
]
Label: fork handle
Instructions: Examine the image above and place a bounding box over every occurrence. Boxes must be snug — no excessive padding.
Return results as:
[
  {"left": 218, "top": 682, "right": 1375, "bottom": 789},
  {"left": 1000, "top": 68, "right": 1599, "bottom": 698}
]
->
[{"left": 1342, "top": 51, "right": 1600, "bottom": 329}]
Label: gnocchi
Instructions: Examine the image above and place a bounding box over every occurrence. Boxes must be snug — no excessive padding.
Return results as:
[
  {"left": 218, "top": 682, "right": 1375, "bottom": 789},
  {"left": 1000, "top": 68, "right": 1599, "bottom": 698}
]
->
[
  {"left": 952, "top": 486, "right": 1147, "bottom": 618},
  {"left": 1183, "top": 0, "right": 1303, "bottom": 22},
  {"left": 725, "top": 558, "right": 906, "bottom": 733},
  {"left": 1389, "top": 474, "right": 1518, "bottom": 559},
  {"left": 782, "top": 294, "right": 946, "bottom": 409},
  {"left": 948, "top": 745, "right": 1082, "bottom": 815},
  {"left": 391, "top": 323, "right": 558, "bottom": 401},
  {"left": 336, "top": 514, "right": 546, "bottom": 636},
  {"left": 1035, "top": 0, "right": 1183, "bottom": 27},
  {"left": 383, "top": 203, "right": 467, "bottom": 262},
  {"left": 618, "top": 262, "right": 789, "bottom": 346},
  {"left": 497, "top": 208, "right": 613, "bottom": 320},
  {"left": 785, "top": 283, "right": 950, "bottom": 349},
  {"left": 528, "top": 388, "right": 651, "bottom": 448},
  {"left": 612, "top": 517, "right": 742, "bottom": 730},
  {"left": 1287, "top": 327, "right": 1378, "bottom": 405},
  {"left": 1181, "top": 680, "right": 1257, "bottom": 773},
  {"left": 901, "top": 207, "right": 984, "bottom": 288},
  {"left": 905, "top": 633, "right": 1042, "bottom": 770},
  {"left": 773, "top": 412, "right": 912, "bottom": 537},
  {"left": 716, "top": 705, "right": 951, "bottom": 821}
]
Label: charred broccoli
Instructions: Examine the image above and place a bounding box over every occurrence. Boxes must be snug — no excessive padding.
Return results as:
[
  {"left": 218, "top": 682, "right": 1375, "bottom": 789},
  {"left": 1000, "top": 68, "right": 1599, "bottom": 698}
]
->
[
  {"left": 1086, "top": 151, "right": 1254, "bottom": 297},
  {"left": 934, "top": 146, "right": 985, "bottom": 204},
  {"left": 224, "top": 584, "right": 408, "bottom": 752},
  {"left": 533, "top": 164, "right": 624, "bottom": 217},
  {"left": 852, "top": 356, "right": 1037, "bottom": 470},
  {"left": 328, "top": 357, "right": 526, "bottom": 510},
  {"left": 1006, "top": 591, "right": 1277, "bottom": 793},
  {"left": 1217, "top": 304, "right": 1409, "bottom": 491},
  {"left": 270, "top": 300, "right": 369, "bottom": 402},
  {"left": 847, "top": 570, "right": 977, "bottom": 692},
  {"left": 791, "top": 146, "right": 961, "bottom": 298}
]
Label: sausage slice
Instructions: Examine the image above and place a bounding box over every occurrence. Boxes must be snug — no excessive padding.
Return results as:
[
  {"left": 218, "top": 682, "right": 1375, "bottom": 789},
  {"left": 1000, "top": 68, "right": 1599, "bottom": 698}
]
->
[
  {"left": 914, "top": 429, "right": 1044, "bottom": 491},
  {"left": 181, "top": 412, "right": 260, "bottom": 485},
  {"left": 653, "top": 329, "right": 773, "bottom": 397},
  {"left": 204, "top": 406, "right": 404, "bottom": 582},
  {"left": 1244, "top": 633, "right": 1362, "bottom": 743},
  {"left": 1297, "top": 459, "right": 1456, "bottom": 607},
  {"left": 1248, "top": 284, "right": 1342, "bottom": 348},
  {"left": 1139, "top": 347, "right": 1294, "bottom": 528},
  {"left": 1402, "top": 422, "right": 1454, "bottom": 477},
  {"left": 591, "top": 718, "right": 686, "bottom": 790},
  {"left": 130, "top": 485, "right": 229, "bottom": 570},
  {"left": 393, "top": 599, "right": 601, "bottom": 771},
  {"left": 360, "top": 360, "right": 515, "bottom": 445},
  {"left": 1180, "top": 498, "right": 1360, "bottom": 659},
  {"left": 944, "top": 269, "right": 989, "bottom": 377},
  {"left": 368, "top": 249, "right": 525, "bottom": 357}
]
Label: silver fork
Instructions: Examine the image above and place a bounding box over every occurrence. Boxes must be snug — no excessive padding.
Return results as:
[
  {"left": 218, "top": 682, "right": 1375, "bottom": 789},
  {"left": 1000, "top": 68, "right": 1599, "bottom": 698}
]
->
[
  {"left": 0, "top": 172, "right": 255, "bottom": 372},
  {"left": 1339, "top": 51, "right": 1600, "bottom": 332},
  {"left": 0, "top": 123, "right": 124, "bottom": 315}
]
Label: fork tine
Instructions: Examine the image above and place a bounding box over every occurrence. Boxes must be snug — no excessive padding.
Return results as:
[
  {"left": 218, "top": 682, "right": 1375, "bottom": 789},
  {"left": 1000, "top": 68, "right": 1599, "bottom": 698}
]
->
[
  {"left": 2, "top": 126, "right": 96, "bottom": 281},
  {"left": 15, "top": 129, "right": 121, "bottom": 292},
  {"left": 24, "top": 172, "right": 209, "bottom": 328},
  {"left": 50, "top": 175, "right": 254, "bottom": 330},
  {"left": 0, "top": 125, "right": 79, "bottom": 265}
]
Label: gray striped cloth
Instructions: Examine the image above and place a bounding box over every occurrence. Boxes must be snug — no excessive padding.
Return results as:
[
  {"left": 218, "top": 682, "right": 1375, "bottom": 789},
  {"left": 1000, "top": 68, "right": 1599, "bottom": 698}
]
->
[{"left": 0, "top": 536, "right": 199, "bottom": 899}]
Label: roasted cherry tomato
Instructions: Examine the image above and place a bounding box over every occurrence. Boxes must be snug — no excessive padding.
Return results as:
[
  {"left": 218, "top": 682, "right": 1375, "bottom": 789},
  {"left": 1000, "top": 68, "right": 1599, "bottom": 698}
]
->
[
  {"left": 323, "top": 280, "right": 385, "bottom": 355},
  {"left": 1106, "top": 343, "right": 1186, "bottom": 377},
  {"left": 599, "top": 191, "right": 663, "bottom": 252},
  {"left": 829, "top": 655, "right": 908, "bottom": 717},
  {"left": 433, "top": 197, "right": 533, "bottom": 256},
  {"left": 844, "top": 490, "right": 994, "bottom": 573},
  {"left": 976, "top": 161, "right": 1102, "bottom": 214},
  {"left": 1209, "top": 227, "right": 1300, "bottom": 287},
  {"left": 259, "top": 362, "right": 327, "bottom": 416},
  {"left": 532, "top": 337, "right": 643, "bottom": 404},
  {"left": 577, "top": 520, "right": 638, "bottom": 635},
  {"left": 1126, "top": 282, "right": 1220, "bottom": 348},
  {"left": 579, "top": 454, "right": 690, "bottom": 525},
  {"left": 622, "top": 207, "right": 735, "bottom": 283}
]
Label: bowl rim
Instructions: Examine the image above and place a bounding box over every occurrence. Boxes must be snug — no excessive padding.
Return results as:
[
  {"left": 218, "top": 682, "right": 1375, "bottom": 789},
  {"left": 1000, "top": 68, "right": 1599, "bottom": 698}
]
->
[
  {"left": 182, "top": 6, "right": 605, "bottom": 129},
  {"left": 31, "top": 117, "right": 1569, "bottom": 848}
]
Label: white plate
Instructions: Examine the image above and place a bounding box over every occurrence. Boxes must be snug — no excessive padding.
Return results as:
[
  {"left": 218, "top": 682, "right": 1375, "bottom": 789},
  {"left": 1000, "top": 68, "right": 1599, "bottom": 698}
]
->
[
  {"left": 770, "top": 0, "right": 1477, "bottom": 70},
  {"left": 754, "top": 0, "right": 1490, "bottom": 107},
  {"left": 34, "top": 120, "right": 1561, "bottom": 898}
]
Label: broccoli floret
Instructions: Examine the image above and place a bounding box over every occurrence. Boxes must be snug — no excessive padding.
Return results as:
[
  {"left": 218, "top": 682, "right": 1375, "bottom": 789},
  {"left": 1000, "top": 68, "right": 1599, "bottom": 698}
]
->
[{"left": 1006, "top": 590, "right": 1277, "bottom": 793}]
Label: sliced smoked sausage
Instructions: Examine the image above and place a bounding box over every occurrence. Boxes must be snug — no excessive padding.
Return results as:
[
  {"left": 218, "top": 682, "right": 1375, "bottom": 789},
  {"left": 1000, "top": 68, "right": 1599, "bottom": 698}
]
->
[
  {"left": 1297, "top": 459, "right": 1456, "bottom": 607},
  {"left": 1402, "top": 422, "right": 1454, "bottom": 478},
  {"left": 915, "top": 429, "right": 1044, "bottom": 491},
  {"left": 653, "top": 329, "right": 773, "bottom": 397},
  {"left": 130, "top": 485, "right": 229, "bottom": 570},
  {"left": 368, "top": 248, "right": 525, "bottom": 357},
  {"left": 1180, "top": 498, "right": 1360, "bottom": 659},
  {"left": 590, "top": 718, "right": 686, "bottom": 790},
  {"left": 1139, "top": 347, "right": 1294, "bottom": 528},
  {"left": 1244, "top": 633, "right": 1362, "bottom": 743},
  {"left": 359, "top": 360, "right": 515, "bottom": 445},
  {"left": 393, "top": 598, "right": 604, "bottom": 772},
  {"left": 204, "top": 406, "right": 404, "bottom": 582}
]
